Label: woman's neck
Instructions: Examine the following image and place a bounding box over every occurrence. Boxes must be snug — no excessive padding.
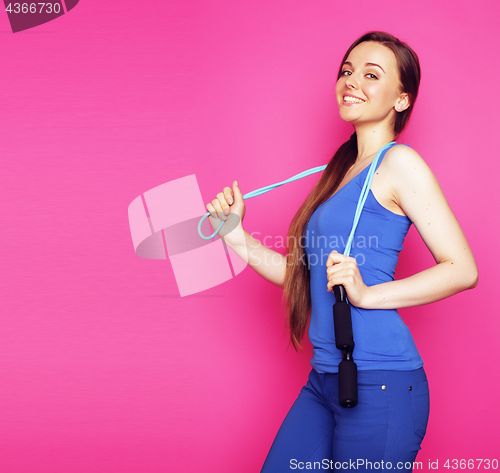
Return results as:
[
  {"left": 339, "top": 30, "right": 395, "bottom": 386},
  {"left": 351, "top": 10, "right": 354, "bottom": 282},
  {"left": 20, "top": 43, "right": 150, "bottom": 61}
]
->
[{"left": 353, "top": 126, "right": 396, "bottom": 161}]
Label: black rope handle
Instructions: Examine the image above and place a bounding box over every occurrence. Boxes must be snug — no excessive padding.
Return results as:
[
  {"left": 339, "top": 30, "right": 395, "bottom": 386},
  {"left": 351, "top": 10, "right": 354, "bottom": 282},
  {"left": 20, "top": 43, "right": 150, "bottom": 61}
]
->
[{"left": 333, "top": 285, "right": 358, "bottom": 408}]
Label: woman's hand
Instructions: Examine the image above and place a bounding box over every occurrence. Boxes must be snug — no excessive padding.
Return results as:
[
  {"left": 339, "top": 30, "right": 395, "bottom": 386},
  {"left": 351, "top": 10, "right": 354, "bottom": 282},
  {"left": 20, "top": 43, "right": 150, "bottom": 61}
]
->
[
  {"left": 326, "top": 250, "right": 370, "bottom": 307},
  {"left": 206, "top": 180, "right": 246, "bottom": 240}
]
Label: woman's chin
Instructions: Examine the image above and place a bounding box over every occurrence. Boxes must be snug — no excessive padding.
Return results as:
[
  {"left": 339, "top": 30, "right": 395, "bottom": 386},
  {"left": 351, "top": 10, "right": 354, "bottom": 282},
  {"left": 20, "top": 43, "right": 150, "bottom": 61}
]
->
[{"left": 338, "top": 111, "right": 359, "bottom": 124}]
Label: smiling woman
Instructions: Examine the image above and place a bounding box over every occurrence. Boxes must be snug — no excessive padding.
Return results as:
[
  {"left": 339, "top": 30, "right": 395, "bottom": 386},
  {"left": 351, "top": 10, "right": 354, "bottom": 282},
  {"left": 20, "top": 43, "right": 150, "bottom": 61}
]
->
[{"left": 256, "top": 31, "right": 478, "bottom": 472}]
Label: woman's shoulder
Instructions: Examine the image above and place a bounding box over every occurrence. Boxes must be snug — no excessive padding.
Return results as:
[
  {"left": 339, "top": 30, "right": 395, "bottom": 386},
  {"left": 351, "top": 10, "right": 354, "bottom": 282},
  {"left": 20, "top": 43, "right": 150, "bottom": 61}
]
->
[
  {"left": 384, "top": 143, "right": 433, "bottom": 179},
  {"left": 383, "top": 143, "right": 447, "bottom": 224},
  {"left": 387, "top": 142, "right": 424, "bottom": 160}
]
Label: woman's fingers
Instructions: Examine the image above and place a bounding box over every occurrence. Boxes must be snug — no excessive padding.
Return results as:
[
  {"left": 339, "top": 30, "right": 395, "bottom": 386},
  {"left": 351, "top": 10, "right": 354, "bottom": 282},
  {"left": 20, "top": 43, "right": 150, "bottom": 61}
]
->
[
  {"left": 327, "top": 265, "right": 355, "bottom": 278},
  {"left": 326, "top": 260, "right": 356, "bottom": 276},
  {"left": 326, "top": 250, "right": 357, "bottom": 268},
  {"left": 206, "top": 183, "right": 239, "bottom": 228},
  {"left": 206, "top": 202, "right": 217, "bottom": 220},
  {"left": 327, "top": 267, "right": 356, "bottom": 291},
  {"left": 210, "top": 197, "right": 225, "bottom": 220},
  {"left": 223, "top": 186, "right": 234, "bottom": 206},
  {"left": 326, "top": 251, "right": 358, "bottom": 292},
  {"left": 216, "top": 192, "right": 230, "bottom": 217},
  {"left": 324, "top": 249, "right": 368, "bottom": 306}
]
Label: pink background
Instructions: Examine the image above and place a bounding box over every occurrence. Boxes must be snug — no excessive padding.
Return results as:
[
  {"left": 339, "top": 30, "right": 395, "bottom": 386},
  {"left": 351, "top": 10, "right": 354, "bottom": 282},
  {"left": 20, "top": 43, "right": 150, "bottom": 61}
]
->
[{"left": 0, "top": 1, "right": 498, "bottom": 471}]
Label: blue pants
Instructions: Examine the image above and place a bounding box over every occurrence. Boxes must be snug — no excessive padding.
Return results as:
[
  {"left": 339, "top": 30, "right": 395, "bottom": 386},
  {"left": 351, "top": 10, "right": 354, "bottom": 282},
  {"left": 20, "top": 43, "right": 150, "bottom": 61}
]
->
[{"left": 261, "top": 367, "right": 430, "bottom": 472}]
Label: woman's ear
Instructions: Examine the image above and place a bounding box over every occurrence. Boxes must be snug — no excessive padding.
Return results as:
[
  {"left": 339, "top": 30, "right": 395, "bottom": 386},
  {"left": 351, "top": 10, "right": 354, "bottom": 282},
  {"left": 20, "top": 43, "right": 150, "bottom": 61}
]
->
[{"left": 395, "top": 93, "right": 410, "bottom": 112}]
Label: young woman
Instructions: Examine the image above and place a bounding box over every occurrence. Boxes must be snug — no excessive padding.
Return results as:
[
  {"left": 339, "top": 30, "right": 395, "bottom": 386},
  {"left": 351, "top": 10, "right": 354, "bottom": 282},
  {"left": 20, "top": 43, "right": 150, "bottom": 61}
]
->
[{"left": 206, "top": 31, "right": 478, "bottom": 471}]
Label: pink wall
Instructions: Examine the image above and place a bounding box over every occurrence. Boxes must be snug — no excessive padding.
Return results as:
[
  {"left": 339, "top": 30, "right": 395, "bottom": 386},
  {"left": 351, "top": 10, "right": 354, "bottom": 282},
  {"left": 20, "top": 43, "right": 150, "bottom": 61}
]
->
[{"left": 0, "top": 1, "right": 498, "bottom": 471}]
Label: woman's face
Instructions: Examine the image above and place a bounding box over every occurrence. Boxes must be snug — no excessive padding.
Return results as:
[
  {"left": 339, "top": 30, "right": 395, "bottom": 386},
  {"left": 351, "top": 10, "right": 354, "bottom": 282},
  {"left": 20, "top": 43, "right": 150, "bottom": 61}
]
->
[{"left": 335, "top": 41, "right": 407, "bottom": 126}]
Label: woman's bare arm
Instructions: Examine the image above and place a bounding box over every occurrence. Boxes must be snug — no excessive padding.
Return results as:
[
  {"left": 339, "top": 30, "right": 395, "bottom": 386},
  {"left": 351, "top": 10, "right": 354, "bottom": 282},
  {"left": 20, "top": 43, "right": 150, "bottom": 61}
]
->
[
  {"left": 362, "top": 145, "right": 478, "bottom": 310},
  {"left": 222, "top": 225, "right": 286, "bottom": 289}
]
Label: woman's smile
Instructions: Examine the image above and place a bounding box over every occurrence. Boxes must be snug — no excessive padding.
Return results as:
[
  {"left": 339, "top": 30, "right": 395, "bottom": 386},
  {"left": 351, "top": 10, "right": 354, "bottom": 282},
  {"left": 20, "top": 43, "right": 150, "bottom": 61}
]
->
[{"left": 343, "top": 93, "right": 366, "bottom": 105}]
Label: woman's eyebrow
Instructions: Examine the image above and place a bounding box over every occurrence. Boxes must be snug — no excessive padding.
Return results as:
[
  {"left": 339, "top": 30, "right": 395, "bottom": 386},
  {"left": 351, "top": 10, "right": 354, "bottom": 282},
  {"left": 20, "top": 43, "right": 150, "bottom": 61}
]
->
[{"left": 343, "top": 61, "right": 385, "bottom": 73}]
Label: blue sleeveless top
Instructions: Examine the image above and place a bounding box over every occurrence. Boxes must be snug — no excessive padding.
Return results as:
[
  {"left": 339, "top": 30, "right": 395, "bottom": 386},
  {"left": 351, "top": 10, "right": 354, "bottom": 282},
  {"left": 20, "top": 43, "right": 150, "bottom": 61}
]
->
[{"left": 305, "top": 144, "right": 424, "bottom": 373}]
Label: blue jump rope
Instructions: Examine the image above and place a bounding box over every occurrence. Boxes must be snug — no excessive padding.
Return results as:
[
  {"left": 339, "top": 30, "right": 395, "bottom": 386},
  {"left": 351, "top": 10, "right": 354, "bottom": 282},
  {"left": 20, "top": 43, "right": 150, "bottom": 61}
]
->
[
  {"left": 197, "top": 140, "right": 404, "bottom": 408},
  {"left": 198, "top": 140, "right": 399, "bottom": 259}
]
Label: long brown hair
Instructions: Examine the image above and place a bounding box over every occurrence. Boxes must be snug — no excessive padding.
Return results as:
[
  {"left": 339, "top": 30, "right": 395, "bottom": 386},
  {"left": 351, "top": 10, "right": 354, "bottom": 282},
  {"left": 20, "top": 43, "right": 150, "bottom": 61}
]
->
[{"left": 282, "top": 31, "right": 421, "bottom": 350}]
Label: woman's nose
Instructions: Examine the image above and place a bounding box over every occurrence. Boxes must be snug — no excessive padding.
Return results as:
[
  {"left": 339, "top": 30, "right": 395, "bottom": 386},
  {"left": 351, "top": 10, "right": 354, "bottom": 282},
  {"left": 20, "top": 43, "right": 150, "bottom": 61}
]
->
[
  {"left": 346, "top": 74, "right": 359, "bottom": 89},
  {"left": 346, "top": 79, "right": 357, "bottom": 89}
]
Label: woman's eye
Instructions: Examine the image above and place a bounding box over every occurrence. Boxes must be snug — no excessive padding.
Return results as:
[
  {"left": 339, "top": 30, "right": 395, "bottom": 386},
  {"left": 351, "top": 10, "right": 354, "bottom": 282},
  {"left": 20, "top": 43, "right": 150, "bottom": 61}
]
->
[{"left": 341, "top": 70, "right": 377, "bottom": 79}]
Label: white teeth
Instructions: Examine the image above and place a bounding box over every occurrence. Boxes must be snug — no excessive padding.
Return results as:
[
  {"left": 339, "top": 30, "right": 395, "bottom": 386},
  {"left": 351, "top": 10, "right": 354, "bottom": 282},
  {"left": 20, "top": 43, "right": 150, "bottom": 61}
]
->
[{"left": 344, "top": 96, "right": 364, "bottom": 103}]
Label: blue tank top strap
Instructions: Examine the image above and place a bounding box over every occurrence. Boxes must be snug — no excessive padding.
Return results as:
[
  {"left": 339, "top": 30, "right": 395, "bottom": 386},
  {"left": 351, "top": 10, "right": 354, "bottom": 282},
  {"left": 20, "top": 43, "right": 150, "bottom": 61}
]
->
[{"left": 344, "top": 141, "right": 410, "bottom": 258}]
